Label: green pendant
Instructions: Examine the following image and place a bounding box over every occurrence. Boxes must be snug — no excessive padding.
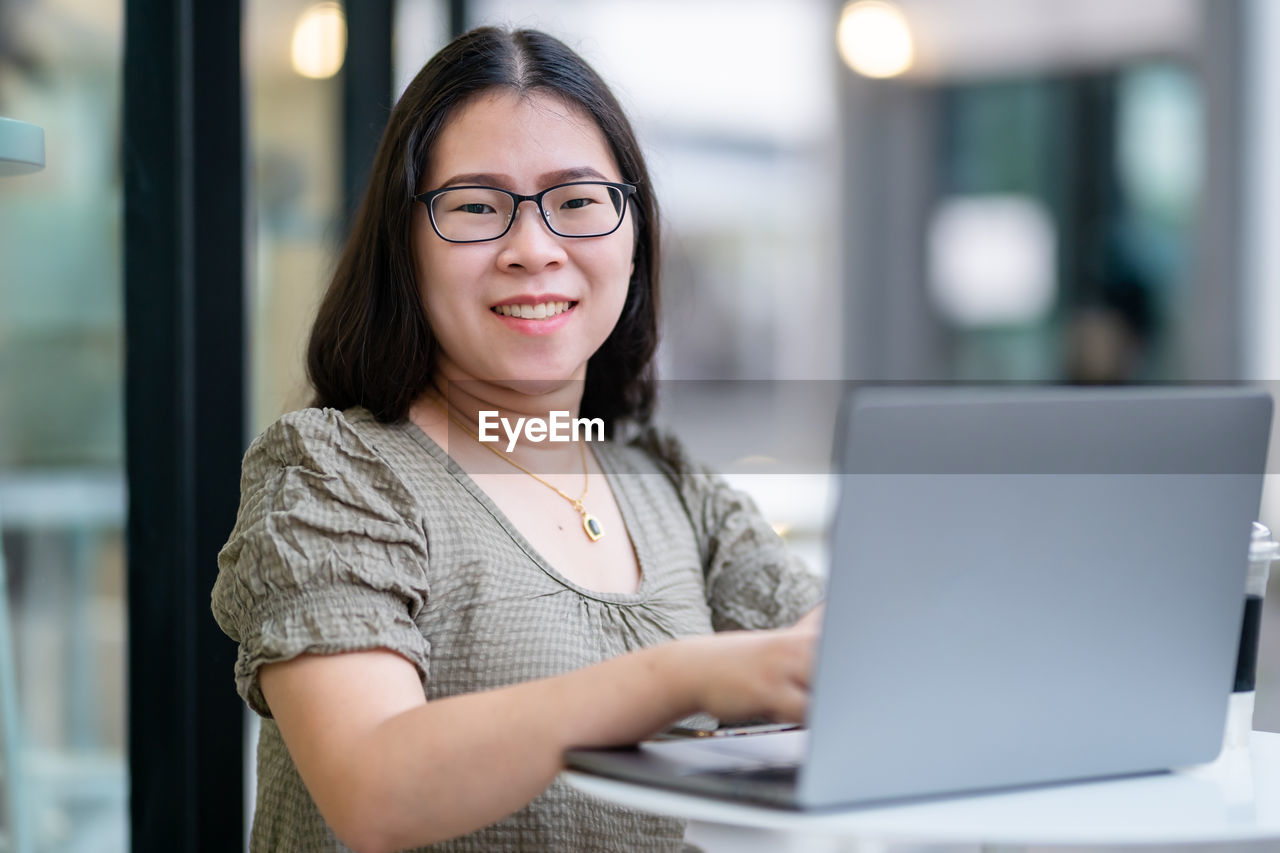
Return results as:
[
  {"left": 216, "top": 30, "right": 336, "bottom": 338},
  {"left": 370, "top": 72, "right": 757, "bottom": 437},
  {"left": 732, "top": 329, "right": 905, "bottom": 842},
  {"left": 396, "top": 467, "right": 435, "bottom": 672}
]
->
[{"left": 583, "top": 513, "right": 603, "bottom": 542}]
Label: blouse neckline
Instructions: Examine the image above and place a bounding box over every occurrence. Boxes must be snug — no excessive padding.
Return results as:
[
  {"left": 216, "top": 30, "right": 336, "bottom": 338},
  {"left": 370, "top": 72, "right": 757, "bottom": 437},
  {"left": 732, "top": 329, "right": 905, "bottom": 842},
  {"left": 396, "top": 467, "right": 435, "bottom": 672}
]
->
[{"left": 395, "top": 418, "right": 656, "bottom": 605}]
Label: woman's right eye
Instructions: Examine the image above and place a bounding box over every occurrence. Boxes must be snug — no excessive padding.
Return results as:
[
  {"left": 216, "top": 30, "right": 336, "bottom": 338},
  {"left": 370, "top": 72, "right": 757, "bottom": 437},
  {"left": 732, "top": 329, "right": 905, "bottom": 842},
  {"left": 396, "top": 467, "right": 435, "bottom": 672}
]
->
[{"left": 458, "top": 203, "right": 496, "bottom": 215}]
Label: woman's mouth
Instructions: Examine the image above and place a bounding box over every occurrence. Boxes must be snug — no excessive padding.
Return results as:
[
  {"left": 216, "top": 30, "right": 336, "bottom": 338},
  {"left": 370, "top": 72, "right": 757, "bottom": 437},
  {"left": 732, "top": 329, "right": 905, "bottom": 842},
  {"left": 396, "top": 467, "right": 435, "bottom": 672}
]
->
[{"left": 491, "top": 300, "right": 576, "bottom": 320}]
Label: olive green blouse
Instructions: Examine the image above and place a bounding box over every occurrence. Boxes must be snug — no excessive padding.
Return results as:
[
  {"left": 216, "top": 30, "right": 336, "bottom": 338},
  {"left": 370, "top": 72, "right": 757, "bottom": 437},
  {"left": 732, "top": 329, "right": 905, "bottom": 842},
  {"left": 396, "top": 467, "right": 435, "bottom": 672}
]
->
[{"left": 211, "top": 407, "right": 824, "bottom": 852}]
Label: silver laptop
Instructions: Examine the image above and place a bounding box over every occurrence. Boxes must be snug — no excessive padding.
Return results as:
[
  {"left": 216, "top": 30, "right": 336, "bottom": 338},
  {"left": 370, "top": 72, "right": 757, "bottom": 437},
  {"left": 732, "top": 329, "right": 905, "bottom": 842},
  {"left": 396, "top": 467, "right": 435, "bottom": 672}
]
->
[{"left": 564, "top": 385, "right": 1273, "bottom": 809}]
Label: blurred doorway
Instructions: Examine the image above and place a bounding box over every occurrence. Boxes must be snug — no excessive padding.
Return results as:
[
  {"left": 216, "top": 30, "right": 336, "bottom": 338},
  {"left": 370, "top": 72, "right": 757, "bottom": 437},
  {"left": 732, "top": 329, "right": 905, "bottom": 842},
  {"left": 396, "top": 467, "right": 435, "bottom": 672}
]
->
[{"left": 838, "top": 0, "right": 1241, "bottom": 384}]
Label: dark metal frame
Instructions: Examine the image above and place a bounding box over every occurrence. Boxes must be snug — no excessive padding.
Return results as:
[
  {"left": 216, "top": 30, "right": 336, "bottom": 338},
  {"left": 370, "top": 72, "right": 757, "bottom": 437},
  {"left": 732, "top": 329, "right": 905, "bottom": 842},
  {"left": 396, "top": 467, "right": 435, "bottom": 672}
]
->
[
  {"left": 123, "top": 0, "right": 245, "bottom": 849},
  {"left": 343, "top": 0, "right": 395, "bottom": 228}
]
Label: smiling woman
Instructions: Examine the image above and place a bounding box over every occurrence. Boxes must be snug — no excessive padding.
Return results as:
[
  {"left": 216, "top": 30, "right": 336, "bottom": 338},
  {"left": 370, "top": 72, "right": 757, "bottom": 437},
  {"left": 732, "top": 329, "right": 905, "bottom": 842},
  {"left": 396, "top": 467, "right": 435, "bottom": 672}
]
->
[{"left": 211, "top": 26, "right": 823, "bottom": 853}]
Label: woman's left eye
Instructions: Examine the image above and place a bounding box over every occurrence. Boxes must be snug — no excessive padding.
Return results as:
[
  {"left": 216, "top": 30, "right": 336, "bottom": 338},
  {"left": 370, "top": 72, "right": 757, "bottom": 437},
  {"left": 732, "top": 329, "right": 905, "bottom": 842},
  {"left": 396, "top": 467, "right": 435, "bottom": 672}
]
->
[{"left": 561, "top": 197, "right": 594, "bottom": 210}]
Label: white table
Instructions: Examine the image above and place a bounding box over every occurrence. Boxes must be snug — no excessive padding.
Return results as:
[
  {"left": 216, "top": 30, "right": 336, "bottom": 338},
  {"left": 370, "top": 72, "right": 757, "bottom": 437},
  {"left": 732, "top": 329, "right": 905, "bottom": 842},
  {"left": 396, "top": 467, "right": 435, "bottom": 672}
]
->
[{"left": 563, "top": 731, "right": 1280, "bottom": 848}]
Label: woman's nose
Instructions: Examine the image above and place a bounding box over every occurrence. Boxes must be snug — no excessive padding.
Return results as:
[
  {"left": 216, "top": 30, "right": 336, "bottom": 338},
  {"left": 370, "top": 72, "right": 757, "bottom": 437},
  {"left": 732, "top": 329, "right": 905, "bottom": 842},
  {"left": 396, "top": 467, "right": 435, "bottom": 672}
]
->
[{"left": 497, "top": 200, "right": 567, "bottom": 270}]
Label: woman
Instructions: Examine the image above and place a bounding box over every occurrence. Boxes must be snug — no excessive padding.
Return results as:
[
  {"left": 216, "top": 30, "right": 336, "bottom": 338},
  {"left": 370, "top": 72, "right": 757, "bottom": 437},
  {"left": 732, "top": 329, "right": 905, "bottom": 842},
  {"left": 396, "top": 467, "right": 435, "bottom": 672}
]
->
[{"left": 212, "top": 26, "right": 823, "bottom": 853}]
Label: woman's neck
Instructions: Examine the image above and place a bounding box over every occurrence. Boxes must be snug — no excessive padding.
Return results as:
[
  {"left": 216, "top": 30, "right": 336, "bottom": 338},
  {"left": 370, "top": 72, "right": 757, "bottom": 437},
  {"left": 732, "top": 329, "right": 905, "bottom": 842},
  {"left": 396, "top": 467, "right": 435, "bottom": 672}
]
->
[
  {"left": 430, "top": 376, "right": 585, "bottom": 427},
  {"left": 411, "top": 372, "right": 598, "bottom": 472}
]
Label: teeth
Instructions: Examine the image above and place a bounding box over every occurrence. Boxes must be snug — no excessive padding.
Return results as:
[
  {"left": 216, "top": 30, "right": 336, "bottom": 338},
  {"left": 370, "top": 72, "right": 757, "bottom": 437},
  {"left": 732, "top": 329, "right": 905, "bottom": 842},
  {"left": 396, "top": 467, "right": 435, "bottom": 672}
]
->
[{"left": 493, "top": 301, "right": 572, "bottom": 319}]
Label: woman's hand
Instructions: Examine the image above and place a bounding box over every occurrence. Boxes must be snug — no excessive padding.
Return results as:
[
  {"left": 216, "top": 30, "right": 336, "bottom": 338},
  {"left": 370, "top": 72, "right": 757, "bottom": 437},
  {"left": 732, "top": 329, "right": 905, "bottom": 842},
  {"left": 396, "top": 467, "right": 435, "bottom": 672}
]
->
[
  {"left": 793, "top": 603, "right": 824, "bottom": 632},
  {"left": 665, "top": 624, "right": 818, "bottom": 725}
]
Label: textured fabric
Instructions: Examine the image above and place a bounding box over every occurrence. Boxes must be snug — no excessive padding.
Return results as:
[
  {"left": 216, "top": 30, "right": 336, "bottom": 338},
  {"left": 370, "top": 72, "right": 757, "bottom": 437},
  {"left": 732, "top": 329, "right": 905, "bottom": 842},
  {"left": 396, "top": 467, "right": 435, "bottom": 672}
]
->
[{"left": 212, "top": 407, "right": 824, "bottom": 852}]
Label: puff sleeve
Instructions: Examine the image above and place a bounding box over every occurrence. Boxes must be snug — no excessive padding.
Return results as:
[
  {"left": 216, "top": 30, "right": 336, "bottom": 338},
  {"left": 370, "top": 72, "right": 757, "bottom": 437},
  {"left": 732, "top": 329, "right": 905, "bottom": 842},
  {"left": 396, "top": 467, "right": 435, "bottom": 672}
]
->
[
  {"left": 211, "top": 408, "right": 431, "bottom": 717},
  {"left": 634, "top": 430, "right": 824, "bottom": 632}
]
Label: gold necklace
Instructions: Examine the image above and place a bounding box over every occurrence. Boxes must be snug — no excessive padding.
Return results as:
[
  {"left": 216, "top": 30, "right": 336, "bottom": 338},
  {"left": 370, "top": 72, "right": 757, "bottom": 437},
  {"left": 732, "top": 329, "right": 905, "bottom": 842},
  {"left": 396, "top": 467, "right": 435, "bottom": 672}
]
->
[{"left": 430, "top": 398, "right": 604, "bottom": 542}]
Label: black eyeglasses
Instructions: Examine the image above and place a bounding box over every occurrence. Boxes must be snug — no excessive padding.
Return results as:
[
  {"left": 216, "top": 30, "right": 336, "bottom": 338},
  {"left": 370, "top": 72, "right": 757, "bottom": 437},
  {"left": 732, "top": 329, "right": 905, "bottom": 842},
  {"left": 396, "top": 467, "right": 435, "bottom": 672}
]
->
[{"left": 412, "top": 180, "right": 637, "bottom": 243}]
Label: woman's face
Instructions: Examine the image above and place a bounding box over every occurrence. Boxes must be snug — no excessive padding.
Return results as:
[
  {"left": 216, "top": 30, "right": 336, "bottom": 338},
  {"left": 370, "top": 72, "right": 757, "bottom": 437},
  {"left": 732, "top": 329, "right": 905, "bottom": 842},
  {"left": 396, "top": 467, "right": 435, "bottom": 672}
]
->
[{"left": 413, "top": 89, "right": 635, "bottom": 395}]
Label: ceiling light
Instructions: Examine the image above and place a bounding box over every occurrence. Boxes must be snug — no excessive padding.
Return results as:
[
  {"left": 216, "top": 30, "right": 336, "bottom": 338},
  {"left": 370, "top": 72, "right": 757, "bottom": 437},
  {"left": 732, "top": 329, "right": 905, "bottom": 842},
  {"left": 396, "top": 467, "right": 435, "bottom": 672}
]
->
[
  {"left": 837, "top": 0, "right": 914, "bottom": 80},
  {"left": 291, "top": 3, "right": 347, "bottom": 80}
]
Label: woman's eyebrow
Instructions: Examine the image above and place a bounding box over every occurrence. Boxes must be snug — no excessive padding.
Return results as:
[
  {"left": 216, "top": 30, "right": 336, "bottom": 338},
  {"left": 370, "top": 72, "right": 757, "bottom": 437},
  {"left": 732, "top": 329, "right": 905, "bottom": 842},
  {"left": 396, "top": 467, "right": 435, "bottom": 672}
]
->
[
  {"left": 539, "top": 166, "right": 609, "bottom": 185},
  {"left": 437, "top": 172, "right": 512, "bottom": 188}
]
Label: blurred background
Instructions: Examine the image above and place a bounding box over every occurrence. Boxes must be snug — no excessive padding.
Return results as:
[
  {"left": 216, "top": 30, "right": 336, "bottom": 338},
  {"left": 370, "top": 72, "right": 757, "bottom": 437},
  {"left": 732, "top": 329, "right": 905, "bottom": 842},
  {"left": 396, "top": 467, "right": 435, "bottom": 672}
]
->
[{"left": 2, "top": 0, "right": 1280, "bottom": 850}]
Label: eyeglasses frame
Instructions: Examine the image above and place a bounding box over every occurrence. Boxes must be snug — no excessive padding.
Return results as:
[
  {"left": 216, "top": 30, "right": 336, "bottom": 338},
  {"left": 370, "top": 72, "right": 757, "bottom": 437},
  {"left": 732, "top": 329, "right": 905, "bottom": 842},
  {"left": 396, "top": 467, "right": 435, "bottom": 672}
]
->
[{"left": 412, "top": 180, "right": 638, "bottom": 243}]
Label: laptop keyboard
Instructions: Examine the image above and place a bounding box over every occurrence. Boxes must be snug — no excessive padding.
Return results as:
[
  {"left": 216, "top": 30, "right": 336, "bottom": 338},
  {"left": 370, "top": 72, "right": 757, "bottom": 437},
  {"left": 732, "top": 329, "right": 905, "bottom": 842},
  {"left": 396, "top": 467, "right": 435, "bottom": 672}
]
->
[{"left": 704, "top": 763, "right": 800, "bottom": 784}]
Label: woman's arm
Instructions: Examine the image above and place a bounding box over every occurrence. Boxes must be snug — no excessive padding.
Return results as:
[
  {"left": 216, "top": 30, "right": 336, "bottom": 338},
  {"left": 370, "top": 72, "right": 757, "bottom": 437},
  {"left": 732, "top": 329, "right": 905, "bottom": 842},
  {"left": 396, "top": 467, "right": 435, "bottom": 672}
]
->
[
  {"left": 794, "top": 603, "right": 824, "bottom": 631},
  {"left": 260, "top": 624, "right": 815, "bottom": 853}
]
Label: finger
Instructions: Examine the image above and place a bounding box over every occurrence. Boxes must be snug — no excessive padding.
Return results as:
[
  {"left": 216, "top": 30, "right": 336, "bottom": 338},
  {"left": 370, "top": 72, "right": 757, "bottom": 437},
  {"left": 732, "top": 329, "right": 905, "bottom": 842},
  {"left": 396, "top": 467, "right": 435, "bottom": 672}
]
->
[
  {"left": 784, "top": 636, "right": 817, "bottom": 690},
  {"left": 799, "top": 648, "right": 816, "bottom": 689},
  {"left": 771, "top": 685, "right": 808, "bottom": 724}
]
